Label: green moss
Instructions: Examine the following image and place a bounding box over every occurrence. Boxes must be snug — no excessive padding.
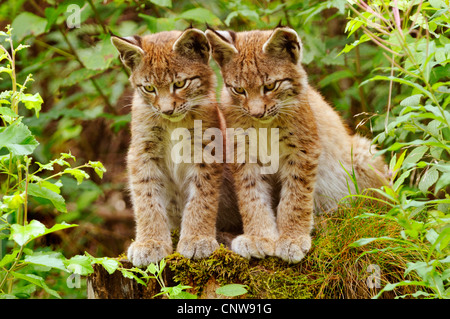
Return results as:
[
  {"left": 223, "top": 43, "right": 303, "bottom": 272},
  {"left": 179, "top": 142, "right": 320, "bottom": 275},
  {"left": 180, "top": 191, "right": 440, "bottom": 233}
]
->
[
  {"left": 163, "top": 204, "right": 420, "bottom": 299},
  {"left": 166, "top": 246, "right": 251, "bottom": 296}
]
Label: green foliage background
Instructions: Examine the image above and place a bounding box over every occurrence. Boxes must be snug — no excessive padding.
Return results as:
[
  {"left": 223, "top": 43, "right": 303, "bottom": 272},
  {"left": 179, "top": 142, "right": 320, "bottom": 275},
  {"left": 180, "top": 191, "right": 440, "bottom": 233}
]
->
[{"left": 0, "top": 0, "right": 449, "bottom": 299}]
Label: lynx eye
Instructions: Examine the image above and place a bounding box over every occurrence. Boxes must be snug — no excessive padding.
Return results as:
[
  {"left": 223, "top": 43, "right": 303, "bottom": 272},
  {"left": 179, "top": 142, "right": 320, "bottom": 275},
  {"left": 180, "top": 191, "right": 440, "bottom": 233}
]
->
[
  {"left": 174, "top": 80, "right": 186, "bottom": 89},
  {"left": 143, "top": 85, "right": 156, "bottom": 93},
  {"left": 232, "top": 87, "right": 246, "bottom": 95},
  {"left": 264, "top": 82, "right": 276, "bottom": 92}
]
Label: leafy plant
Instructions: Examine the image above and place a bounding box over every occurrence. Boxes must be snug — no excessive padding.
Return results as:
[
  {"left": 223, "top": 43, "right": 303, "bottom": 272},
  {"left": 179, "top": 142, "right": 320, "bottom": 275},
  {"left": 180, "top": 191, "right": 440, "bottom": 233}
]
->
[
  {"left": 114, "top": 256, "right": 247, "bottom": 299},
  {"left": 216, "top": 283, "right": 249, "bottom": 297},
  {"left": 0, "top": 25, "right": 106, "bottom": 298},
  {"left": 344, "top": 0, "right": 450, "bottom": 299},
  {"left": 1, "top": 0, "right": 447, "bottom": 299}
]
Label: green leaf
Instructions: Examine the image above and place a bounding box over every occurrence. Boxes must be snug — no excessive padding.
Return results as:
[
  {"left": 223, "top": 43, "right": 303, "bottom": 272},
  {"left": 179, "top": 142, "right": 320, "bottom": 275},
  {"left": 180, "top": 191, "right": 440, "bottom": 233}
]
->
[
  {"left": 225, "top": 10, "right": 259, "bottom": 26},
  {"left": 403, "top": 145, "right": 428, "bottom": 167},
  {"left": 361, "top": 76, "right": 435, "bottom": 101},
  {"left": 171, "top": 291, "right": 197, "bottom": 299},
  {"left": 97, "top": 258, "right": 119, "bottom": 274},
  {"left": 419, "top": 167, "right": 439, "bottom": 194},
  {"left": 149, "top": 0, "right": 172, "bottom": 7},
  {"left": 147, "top": 263, "right": 158, "bottom": 275},
  {"left": 393, "top": 169, "right": 412, "bottom": 192},
  {"left": 19, "top": 93, "right": 43, "bottom": 118},
  {"left": 0, "top": 121, "right": 39, "bottom": 156},
  {"left": 11, "top": 12, "right": 47, "bottom": 40},
  {"left": 374, "top": 280, "right": 429, "bottom": 299},
  {"left": 440, "top": 256, "right": 450, "bottom": 264},
  {"left": 177, "top": 8, "right": 221, "bottom": 24},
  {"left": 391, "top": 150, "right": 407, "bottom": 180},
  {"left": 60, "top": 152, "right": 76, "bottom": 161},
  {"left": 433, "top": 228, "right": 450, "bottom": 252},
  {"left": 86, "top": 253, "right": 119, "bottom": 275},
  {"left": 64, "top": 168, "right": 90, "bottom": 185},
  {"left": 2, "top": 192, "right": 25, "bottom": 209},
  {"left": 10, "top": 272, "right": 61, "bottom": 299},
  {"left": 318, "top": 70, "right": 353, "bottom": 87},
  {"left": 400, "top": 94, "right": 423, "bottom": 107},
  {"left": 37, "top": 180, "right": 62, "bottom": 194},
  {"left": 429, "top": 0, "right": 445, "bottom": 9},
  {"left": 0, "top": 66, "right": 12, "bottom": 76},
  {"left": 0, "top": 107, "right": 18, "bottom": 123},
  {"left": 435, "top": 172, "right": 450, "bottom": 194},
  {"left": 60, "top": 69, "right": 103, "bottom": 88},
  {"left": 10, "top": 220, "right": 46, "bottom": 246},
  {"left": 65, "top": 255, "right": 94, "bottom": 276},
  {"left": 78, "top": 35, "right": 118, "bottom": 71},
  {"left": 158, "top": 284, "right": 195, "bottom": 299},
  {"left": 0, "top": 250, "right": 19, "bottom": 268},
  {"left": 12, "top": 284, "right": 36, "bottom": 299},
  {"left": 44, "top": 4, "right": 73, "bottom": 32},
  {"left": 24, "top": 251, "right": 68, "bottom": 272},
  {"left": 216, "top": 284, "right": 248, "bottom": 297},
  {"left": 43, "top": 222, "right": 77, "bottom": 236},
  {"left": 27, "top": 183, "right": 67, "bottom": 213},
  {"left": 424, "top": 104, "right": 450, "bottom": 125},
  {"left": 88, "top": 161, "right": 106, "bottom": 179},
  {"left": 350, "top": 236, "right": 400, "bottom": 248},
  {"left": 120, "top": 269, "right": 147, "bottom": 286}
]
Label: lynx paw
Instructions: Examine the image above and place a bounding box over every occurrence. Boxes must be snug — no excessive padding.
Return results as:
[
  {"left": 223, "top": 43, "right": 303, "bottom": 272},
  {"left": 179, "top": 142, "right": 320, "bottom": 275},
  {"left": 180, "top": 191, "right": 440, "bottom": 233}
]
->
[
  {"left": 231, "top": 235, "right": 275, "bottom": 259},
  {"left": 177, "top": 235, "right": 219, "bottom": 259},
  {"left": 127, "top": 240, "right": 172, "bottom": 268},
  {"left": 274, "top": 235, "right": 311, "bottom": 264}
]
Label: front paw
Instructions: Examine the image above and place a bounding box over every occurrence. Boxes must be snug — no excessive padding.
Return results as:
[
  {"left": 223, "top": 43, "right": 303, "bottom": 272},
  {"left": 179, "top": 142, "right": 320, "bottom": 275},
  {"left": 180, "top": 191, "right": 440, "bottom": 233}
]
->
[
  {"left": 177, "top": 235, "right": 219, "bottom": 259},
  {"left": 231, "top": 235, "right": 275, "bottom": 259},
  {"left": 274, "top": 235, "right": 311, "bottom": 264},
  {"left": 127, "top": 240, "right": 173, "bottom": 268}
]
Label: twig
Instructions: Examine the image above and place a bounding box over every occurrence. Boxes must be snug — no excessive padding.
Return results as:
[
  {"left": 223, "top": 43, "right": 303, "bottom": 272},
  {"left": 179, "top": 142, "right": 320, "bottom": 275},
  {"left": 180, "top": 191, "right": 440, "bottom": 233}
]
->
[{"left": 34, "top": 39, "right": 75, "bottom": 60}]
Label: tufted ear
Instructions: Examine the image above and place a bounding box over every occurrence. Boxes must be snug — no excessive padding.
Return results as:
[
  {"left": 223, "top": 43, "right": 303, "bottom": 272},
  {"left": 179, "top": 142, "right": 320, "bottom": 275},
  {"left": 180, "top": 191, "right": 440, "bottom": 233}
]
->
[
  {"left": 111, "top": 35, "right": 144, "bottom": 70},
  {"left": 205, "top": 28, "right": 238, "bottom": 68},
  {"left": 173, "top": 28, "right": 210, "bottom": 64},
  {"left": 262, "top": 27, "right": 302, "bottom": 64}
]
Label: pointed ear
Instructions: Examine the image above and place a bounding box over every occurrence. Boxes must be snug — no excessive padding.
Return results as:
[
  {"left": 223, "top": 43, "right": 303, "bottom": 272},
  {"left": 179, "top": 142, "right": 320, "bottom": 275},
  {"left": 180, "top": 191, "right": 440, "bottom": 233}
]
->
[
  {"left": 111, "top": 35, "right": 144, "bottom": 70},
  {"left": 262, "top": 27, "right": 302, "bottom": 64},
  {"left": 205, "top": 29, "right": 238, "bottom": 68},
  {"left": 172, "top": 28, "right": 210, "bottom": 64}
]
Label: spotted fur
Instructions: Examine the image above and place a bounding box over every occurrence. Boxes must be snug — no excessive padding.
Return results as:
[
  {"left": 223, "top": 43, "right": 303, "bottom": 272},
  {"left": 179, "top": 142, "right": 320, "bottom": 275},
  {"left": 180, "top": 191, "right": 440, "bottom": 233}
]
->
[
  {"left": 112, "top": 29, "right": 229, "bottom": 267},
  {"left": 206, "top": 27, "right": 387, "bottom": 263}
]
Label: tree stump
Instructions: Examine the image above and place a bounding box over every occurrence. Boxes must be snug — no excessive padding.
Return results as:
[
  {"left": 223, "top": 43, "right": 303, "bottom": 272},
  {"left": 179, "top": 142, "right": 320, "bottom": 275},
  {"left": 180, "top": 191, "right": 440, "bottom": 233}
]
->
[
  {"left": 85, "top": 217, "right": 412, "bottom": 300},
  {"left": 87, "top": 260, "right": 166, "bottom": 299},
  {"left": 86, "top": 256, "right": 229, "bottom": 299}
]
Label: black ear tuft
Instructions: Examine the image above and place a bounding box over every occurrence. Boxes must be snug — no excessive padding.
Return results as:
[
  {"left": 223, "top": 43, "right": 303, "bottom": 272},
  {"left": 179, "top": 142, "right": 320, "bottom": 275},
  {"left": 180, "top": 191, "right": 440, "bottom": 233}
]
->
[
  {"left": 227, "top": 30, "right": 237, "bottom": 44},
  {"left": 132, "top": 35, "right": 142, "bottom": 47}
]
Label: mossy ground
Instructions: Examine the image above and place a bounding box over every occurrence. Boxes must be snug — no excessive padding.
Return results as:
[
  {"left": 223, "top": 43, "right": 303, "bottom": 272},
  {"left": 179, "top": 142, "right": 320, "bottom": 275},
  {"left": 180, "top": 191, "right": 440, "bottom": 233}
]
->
[{"left": 165, "top": 203, "right": 420, "bottom": 299}]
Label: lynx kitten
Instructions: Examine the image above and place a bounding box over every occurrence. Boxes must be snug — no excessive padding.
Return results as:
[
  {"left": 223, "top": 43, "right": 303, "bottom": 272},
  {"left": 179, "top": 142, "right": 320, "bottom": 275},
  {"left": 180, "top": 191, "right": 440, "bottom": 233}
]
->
[
  {"left": 206, "top": 26, "right": 386, "bottom": 263},
  {"left": 112, "top": 28, "right": 229, "bottom": 267}
]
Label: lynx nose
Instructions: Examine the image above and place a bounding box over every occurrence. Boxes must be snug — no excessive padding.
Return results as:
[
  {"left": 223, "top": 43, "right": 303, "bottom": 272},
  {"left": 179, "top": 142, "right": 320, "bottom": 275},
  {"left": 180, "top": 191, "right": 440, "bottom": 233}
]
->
[
  {"left": 161, "top": 109, "right": 174, "bottom": 115},
  {"left": 251, "top": 110, "right": 265, "bottom": 118}
]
